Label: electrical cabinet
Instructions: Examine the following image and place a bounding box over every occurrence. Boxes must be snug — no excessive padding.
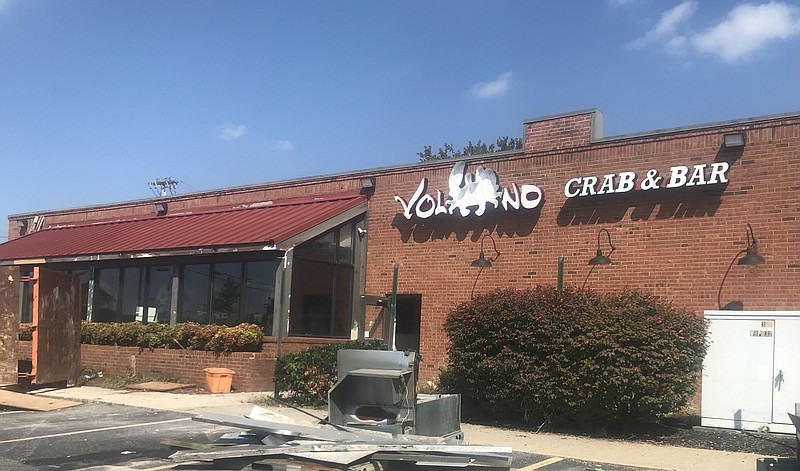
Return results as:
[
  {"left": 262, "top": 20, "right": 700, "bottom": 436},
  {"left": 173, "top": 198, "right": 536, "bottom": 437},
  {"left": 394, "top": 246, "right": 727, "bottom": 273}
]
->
[{"left": 702, "top": 311, "right": 800, "bottom": 434}]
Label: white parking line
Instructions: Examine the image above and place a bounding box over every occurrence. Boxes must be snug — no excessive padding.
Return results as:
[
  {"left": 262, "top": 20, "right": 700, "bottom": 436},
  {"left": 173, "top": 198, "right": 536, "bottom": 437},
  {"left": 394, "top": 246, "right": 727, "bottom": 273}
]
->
[
  {"left": 0, "top": 417, "right": 190, "bottom": 444},
  {"left": 516, "top": 457, "right": 564, "bottom": 470}
]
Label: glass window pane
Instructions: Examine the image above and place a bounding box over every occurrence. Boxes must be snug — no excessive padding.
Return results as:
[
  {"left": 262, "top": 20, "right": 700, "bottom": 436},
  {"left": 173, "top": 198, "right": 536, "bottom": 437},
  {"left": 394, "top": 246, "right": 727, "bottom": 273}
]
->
[
  {"left": 94, "top": 268, "right": 120, "bottom": 322},
  {"left": 338, "top": 225, "right": 353, "bottom": 263},
  {"left": 333, "top": 265, "right": 353, "bottom": 338},
  {"left": 120, "top": 267, "right": 141, "bottom": 323},
  {"left": 244, "top": 261, "right": 276, "bottom": 334},
  {"left": 76, "top": 270, "right": 92, "bottom": 321},
  {"left": 295, "top": 231, "right": 336, "bottom": 263},
  {"left": 180, "top": 264, "right": 210, "bottom": 323},
  {"left": 20, "top": 270, "right": 33, "bottom": 324},
  {"left": 211, "top": 263, "right": 242, "bottom": 326},
  {"left": 146, "top": 266, "right": 173, "bottom": 324},
  {"left": 289, "top": 259, "right": 334, "bottom": 337}
]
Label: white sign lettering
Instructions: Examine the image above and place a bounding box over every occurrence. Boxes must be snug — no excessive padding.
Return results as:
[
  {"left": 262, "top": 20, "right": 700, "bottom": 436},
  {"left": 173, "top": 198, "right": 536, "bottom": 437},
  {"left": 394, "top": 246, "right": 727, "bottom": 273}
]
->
[
  {"left": 395, "top": 161, "right": 543, "bottom": 219},
  {"left": 564, "top": 162, "right": 729, "bottom": 198}
]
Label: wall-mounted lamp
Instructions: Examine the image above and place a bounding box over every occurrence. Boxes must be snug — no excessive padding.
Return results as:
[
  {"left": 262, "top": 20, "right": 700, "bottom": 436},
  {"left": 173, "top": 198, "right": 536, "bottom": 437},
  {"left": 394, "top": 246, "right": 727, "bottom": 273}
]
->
[
  {"left": 16, "top": 219, "right": 28, "bottom": 235},
  {"left": 723, "top": 132, "right": 746, "bottom": 149},
  {"left": 155, "top": 202, "right": 168, "bottom": 215},
  {"left": 471, "top": 234, "right": 500, "bottom": 268},
  {"left": 583, "top": 228, "right": 617, "bottom": 289},
  {"left": 717, "top": 223, "right": 765, "bottom": 310},
  {"left": 359, "top": 177, "right": 376, "bottom": 189},
  {"left": 738, "top": 223, "right": 765, "bottom": 266},
  {"left": 588, "top": 228, "right": 616, "bottom": 265},
  {"left": 470, "top": 234, "right": 500, "bottom": 298}
]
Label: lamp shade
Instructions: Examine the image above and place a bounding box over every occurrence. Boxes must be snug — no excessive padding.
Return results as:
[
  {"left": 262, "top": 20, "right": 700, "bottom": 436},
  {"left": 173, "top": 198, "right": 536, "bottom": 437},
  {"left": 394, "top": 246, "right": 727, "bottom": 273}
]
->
[
  {"left": 471, "top": 252, "right": 493, "bottom": 268},
  {"left": 738, "top": 248, "right": 765, "bottom": 266},
  {"left": 588, "top": 249, "right": 612, "bottom": 266}
]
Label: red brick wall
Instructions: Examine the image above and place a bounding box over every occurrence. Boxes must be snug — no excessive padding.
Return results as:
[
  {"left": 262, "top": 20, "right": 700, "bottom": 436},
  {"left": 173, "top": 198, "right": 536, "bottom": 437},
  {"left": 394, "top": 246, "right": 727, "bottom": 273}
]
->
[
  {"left": 17, "top": 337, "right": 345, "bottom": 391},
  {"left": 79, "top": 344, "right": 276, "bottom": 392},
  {"left": 9, "top": 110, "right": 800, "bottom": 387},
  {"left": 524, "top": 111, "right": 597, "bottom": 152},
  {"left": 366, "top": 112, "right": 800, "bottom": 380}
]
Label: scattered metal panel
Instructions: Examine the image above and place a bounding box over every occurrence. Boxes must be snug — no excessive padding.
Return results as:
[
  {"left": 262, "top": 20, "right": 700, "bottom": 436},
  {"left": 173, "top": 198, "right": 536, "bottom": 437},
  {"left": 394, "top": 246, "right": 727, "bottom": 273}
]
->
[
  {"left": 0, "top": 266, "right": 19, "bottom": 385},
  {"left": 31, "top": 267, "right": 81, "bottom": 385},
  {"left": 282, "top": 450, "right": 378, "bottom": 465},
  {"left": 193, "top": 414, "right": 429, "bottom": 445},
  {"left": 171, "top": 442, "right": 512, "bottom": 467},
  {"left": 416, "top": 394, "right": 462, "bottom": 440}
]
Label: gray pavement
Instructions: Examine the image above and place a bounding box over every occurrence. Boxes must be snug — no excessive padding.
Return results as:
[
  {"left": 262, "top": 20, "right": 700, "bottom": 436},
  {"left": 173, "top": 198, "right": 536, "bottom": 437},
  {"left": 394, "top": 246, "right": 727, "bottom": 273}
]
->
[{"left": 32, "top": 386, "right": 768, "bottom": 471}]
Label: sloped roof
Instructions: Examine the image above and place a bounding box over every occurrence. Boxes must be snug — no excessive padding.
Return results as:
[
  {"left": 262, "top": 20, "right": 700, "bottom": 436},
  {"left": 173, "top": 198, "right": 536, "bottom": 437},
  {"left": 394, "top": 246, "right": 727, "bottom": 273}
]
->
[{"left": 0, "top": 191, "right": 367, "bottom": 264}]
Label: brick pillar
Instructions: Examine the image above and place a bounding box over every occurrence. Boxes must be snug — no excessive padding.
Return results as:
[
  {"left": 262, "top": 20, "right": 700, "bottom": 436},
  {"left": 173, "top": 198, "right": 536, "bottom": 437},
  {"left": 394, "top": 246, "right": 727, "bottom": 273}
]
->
[{"left": 524, "top": 109, "right": 603, "bottom": 153}]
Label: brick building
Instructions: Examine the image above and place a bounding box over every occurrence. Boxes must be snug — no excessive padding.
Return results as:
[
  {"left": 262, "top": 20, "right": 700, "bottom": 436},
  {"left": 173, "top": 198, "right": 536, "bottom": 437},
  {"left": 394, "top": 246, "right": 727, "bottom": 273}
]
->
[{"left": 1, "top": 108, "right": 798, "bottom": 383}]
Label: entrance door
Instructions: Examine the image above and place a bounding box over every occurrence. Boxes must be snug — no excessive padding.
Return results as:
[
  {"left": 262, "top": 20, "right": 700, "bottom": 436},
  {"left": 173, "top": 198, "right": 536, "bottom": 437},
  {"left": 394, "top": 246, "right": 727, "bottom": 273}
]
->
[
  {"left": 394, "top": 295, "right": 421, "bottom": 353},
  {"left": 32, "top": 267, "right": 81, "bottom": 385}
]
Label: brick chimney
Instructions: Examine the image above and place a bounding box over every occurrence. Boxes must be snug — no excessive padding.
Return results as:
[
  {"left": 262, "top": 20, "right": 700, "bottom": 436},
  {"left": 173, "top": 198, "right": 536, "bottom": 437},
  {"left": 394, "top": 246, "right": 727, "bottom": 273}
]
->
[{"left": 523, "top": 109, "right": 603, "bottom": 153}]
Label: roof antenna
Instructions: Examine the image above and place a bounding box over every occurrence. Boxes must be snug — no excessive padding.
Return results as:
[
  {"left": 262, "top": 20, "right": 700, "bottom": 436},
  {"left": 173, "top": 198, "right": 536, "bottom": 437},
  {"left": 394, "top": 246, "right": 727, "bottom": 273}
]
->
[{"left": 148, "top": 177, "right": 178, "bottom": 197}]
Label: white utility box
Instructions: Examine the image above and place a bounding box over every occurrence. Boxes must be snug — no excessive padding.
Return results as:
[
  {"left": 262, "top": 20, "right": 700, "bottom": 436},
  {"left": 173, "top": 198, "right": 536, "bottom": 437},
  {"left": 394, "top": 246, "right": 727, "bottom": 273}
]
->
[{"left": 702, "top": 310, "right": 800, "bottom": 434}]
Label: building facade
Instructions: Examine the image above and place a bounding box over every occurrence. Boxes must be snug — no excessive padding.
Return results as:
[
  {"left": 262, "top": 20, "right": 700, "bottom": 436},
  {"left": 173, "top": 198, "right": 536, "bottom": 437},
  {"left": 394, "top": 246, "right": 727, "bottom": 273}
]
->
[{"left": 2, "top": 109, "right": 799, "bottom": 380}]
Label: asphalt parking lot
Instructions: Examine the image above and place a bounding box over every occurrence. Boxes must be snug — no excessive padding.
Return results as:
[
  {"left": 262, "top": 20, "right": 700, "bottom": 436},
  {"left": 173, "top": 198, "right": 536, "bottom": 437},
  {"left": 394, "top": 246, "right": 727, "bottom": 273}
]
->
[
  {"left": 0, "top": 403, "right": 238, "bottom": 470},
  {"left": 0, "top": 403, "right": 656, "bottom": 471}
]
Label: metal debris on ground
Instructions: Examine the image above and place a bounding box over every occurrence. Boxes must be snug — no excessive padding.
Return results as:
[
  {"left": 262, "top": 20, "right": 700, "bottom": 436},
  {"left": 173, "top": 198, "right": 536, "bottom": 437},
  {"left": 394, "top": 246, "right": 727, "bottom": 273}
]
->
[
  {"left": 168, "top": 350, "right": 512, "bottom": 470},
  {"left": 166, "top": 412, "right": 512, "bottom": 470}
]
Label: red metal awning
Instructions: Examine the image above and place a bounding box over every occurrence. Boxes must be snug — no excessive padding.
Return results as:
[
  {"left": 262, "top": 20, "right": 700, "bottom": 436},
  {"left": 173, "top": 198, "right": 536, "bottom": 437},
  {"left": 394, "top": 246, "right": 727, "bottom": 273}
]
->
[{"left": 0, "top": 191, "right": 367, "bottom": 265}]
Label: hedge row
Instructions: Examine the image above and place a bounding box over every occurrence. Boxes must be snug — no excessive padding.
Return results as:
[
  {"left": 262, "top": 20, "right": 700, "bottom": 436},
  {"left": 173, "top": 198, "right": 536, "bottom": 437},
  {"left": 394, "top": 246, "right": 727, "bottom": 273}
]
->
[
  {"left": 18, "top": 321, "right": 263, "bottom": 353},
  {"left": 274, "top": 339, "right": 386, "bottom": 406},
  {"left": 440, "top": 287, "right": 707, "bottom": 427}
]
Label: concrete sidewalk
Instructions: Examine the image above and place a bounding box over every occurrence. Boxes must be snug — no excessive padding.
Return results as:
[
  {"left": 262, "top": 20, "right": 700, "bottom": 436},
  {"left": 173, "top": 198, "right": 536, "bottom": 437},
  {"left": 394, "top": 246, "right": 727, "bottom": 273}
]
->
[{"left": 33, "top": 386, "right": 766, "bottom": 471}]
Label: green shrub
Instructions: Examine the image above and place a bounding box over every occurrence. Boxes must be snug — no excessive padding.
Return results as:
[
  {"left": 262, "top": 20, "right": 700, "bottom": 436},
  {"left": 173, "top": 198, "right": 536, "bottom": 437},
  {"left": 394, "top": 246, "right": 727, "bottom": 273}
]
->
[
  {"left": 174, "top": 322, "right": 221, "bottom": 350},
  {"left": 206, "top": 323, "right": 264, "bottom": 352},
  {"left": 81, "top": 321, "right": 124, "bottom": 346},
  {"left": 440, "top": 286, "right": 707, "bottom": 427},
  {"left": 78, "top": 321, "right": 263, "bottom": 353},
  {"left": 140, "top": 323, "right": 176, "bottom": 349},
  {"left": 274, "top": 340, "right": 386, "bottom": 406}
]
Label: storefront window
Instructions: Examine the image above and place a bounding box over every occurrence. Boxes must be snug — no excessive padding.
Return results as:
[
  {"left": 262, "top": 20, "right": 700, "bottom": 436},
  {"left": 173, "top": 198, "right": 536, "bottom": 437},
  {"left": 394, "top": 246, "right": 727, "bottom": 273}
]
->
[
  {"left": 146, "top": 266, "right": 173, "bottom": 324},
  {"left": 179, "top": 261, "right": 273, "bottom": 328},
  {"left": 289, "top": 220, "right": 358, "bottom": 338},
  {"left": 338, "top": 225, "right": 353, "bottom": 263},
  {"left": 333, "top": 265, "right": 354, "bottom": 337},
  {"left": 180, "top": 264, "right": 210, "bottom": 323},
  {"left": 94, "top": 268, "right": 121, "bottom": 322},
  {"left": 90, "top": 267, "right": 172, "bottom": 323},
  {"left": 301, "top": 231, "right": 337, "bottom": 263},
  {"left": 244, "top": 261, "right": 276, "bottom": 334},
  {"left": 211, "top": 263, "right": 242, "bottom": 326},
  {"left": 120, "top": 267, "right": 141, "bottom": 323},
  {"left": 290, "top": 260, "right": 336, "bottom": 336},
  {"left": 39, "top": 255, "right": 277, "bottom": 330}
]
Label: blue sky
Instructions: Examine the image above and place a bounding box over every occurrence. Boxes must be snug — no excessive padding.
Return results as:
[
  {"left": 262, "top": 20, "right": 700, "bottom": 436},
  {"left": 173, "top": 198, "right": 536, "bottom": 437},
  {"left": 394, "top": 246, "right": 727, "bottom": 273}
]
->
[{"left": 1, "top": 0, "right": 799, "bottom": 239}]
